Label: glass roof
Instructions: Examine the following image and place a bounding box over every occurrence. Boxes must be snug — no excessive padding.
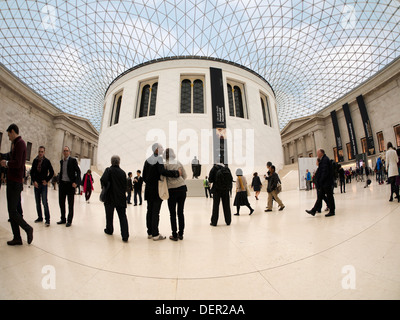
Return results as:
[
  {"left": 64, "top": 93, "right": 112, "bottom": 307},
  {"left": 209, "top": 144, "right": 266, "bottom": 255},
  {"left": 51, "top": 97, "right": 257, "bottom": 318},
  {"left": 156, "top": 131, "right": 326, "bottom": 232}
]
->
[{"left": 1, "top": 1, "right": 399, "bottom": 131}]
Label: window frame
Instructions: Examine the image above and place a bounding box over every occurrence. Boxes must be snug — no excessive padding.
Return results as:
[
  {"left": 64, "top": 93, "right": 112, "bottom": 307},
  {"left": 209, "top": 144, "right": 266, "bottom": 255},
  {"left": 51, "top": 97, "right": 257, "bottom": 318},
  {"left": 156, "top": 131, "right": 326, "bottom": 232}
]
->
[
  {"left": 109, "top": 90, "right": 123, "bottom": 126},
  {"left": 394, "top": 124, "right": 400, "bottom": 148},
  {"left": 136, "top": 78, "right": 159, "bottom": 118},
  {"left": 226, "top": 79, "right": 248, "bottom": 119},
  {"left": 260, "top": 92, "right": 272, "bottom": 127},
  {"left": 376, "top": 131, "right": 385, "bottom": 152},
  {"left": 179, "top": 75, "right": 206, "bottom": 114}
]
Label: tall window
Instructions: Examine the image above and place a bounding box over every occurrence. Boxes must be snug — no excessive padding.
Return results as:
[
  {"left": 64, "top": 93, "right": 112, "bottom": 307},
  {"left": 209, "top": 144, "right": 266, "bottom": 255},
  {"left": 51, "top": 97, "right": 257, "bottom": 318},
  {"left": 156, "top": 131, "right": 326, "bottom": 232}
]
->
[
  {"left": 346, "top": 143, "right": 353, "bottom": 160},
  {"left": 260, "top": 93, "right": 272, "bottom": 126},
  {"left": 361, "top": 137, "right": 367, "bottom": 154},
  {"left": 227, "top": 81, "right": 246, "bottom": 118},
  {"left": 26, "top": 142, "right": 32, "bottom": 161},
  {"left": 376, "top": 131, "right": 385, "bottom": 152},
  {"left": 394, "top": 124, "right": 400, "bottom": 147},
  {"left": 109, "top": 91, "right": 123, "bottom": 126},
  {"left": 137, "top": 80, "right": 158, "bottom": 118},
  {"left": 180, "top": 76, "right": 204, "bottom": 114}
]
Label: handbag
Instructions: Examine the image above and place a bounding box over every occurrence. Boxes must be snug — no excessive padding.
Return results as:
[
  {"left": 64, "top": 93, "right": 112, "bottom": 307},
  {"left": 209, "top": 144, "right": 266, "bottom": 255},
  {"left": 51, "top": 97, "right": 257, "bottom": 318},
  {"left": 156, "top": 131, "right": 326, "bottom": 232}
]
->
[
  {"left": 99, "top": 167, "right": 110, "bottom": 202},
  {"left": 276, "top": 182, "right": 282, "bottom": 194},
  {"left": 158, "top": 176, "right": 169, "bottom": 200},
  {"left": 99, "top": 181, "right": 110, "bottom": 202}
]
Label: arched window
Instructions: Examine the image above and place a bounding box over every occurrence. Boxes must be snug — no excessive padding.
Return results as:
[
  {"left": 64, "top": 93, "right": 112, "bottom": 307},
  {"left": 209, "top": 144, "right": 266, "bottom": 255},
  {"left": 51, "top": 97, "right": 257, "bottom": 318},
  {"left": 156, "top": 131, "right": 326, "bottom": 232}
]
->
[
  {"left": 260, "top": 93, "right": 272, "bottom": 127},
  {"left": 137, "top": 80, "right": 158, "bottom": 118},
  {"left": 149, "top": 82, "right": 158, "bottom": 116},
  {"left": 233, "top": 86, "right": 244, "bottom": 118},
  {"left": 261, "top": 97, "right": 267, "bottom": 125},
  {"left": 226, "top": 81, "right": 247, "bottom": 119},
  {"left": 139, "top": 85, "right": 150, "bottom": 117},
  {"left": 109, "top": 91, "right": 123, "bottom": 126},
  {"left": 193, "top": 79, "right": 204, "bottom": 113},
  {"left": 180, "top": 79, "right": 192, "bottom": 113},
  {"left": 227, "top": 84, "right": 234, "bottom": 116},
  {"left": 180, "top": 76, "right": 205, "bottom": 114}
]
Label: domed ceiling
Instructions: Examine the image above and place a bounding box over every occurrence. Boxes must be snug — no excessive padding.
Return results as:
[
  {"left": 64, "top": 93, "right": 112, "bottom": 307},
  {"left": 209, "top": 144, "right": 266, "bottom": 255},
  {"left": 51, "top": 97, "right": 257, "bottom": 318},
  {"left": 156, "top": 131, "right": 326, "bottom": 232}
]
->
[{"left": 1, "top": 0, "right": 399, "bottom": 131}]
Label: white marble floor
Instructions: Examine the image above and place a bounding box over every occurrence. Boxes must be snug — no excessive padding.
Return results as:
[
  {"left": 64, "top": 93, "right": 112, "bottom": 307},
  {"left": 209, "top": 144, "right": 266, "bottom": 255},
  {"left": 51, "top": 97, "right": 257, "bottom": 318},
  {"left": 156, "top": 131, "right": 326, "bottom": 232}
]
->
[{"left": 0, "top": 179, "right": 399, "bottom": 300}]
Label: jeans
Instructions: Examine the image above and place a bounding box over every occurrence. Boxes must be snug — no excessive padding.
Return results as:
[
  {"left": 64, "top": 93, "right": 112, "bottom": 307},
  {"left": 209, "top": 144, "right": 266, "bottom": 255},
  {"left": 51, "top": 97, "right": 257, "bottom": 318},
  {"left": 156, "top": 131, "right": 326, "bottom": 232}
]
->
[
  {"left": 167, "top": 186, "right": 186, "bottom": 237},
  {"left": 126, "top": 190, "right": 132, "bottom": 203},
  {"left": 134, "top": 188, "right": 142, "bottom": 205},
  {"left": 34, "top": 184, "right": 50, "bottom": 223},
  {"left": 377, "top": 169, "right": 383, "bottom": 184},
  {"left": 146, "top": 196, "right": 163, "bottom": 237}
]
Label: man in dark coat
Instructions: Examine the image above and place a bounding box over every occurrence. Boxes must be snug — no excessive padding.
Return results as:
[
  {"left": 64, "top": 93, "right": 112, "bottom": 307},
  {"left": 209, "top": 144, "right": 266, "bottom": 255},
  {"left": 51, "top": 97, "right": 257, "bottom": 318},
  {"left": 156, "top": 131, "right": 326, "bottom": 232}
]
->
[
  {"left": 101, "top": 155, "right": 129, "bottom": 242},
  {"left": 57, "top": 146, "right": 81, "bottom": 226},
  {"left": 0, "top": 124, "right": 33, "bottom": 245},
  {"left": 306, "top": 149, "right": 336, "bottom": 217},
  {"left": 143, "top": 143, "right": 181, "bottom": 240}
]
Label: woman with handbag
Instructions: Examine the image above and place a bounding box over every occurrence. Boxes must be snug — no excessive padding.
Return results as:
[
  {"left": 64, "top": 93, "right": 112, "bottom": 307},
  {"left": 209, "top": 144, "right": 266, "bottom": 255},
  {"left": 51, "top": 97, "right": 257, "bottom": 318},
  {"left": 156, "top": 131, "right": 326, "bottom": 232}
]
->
[
  {"left": 251, "top": 172, "right": 262, "bottom": 200},
  {"left": 265, "top": 165, "right": 285, "bottom": 212},
  {"left": 233, "top": 168, "right": 254, "bottom": 216},
  {"left": 163, "top": 148, "right": 187, "bottom": 241}
]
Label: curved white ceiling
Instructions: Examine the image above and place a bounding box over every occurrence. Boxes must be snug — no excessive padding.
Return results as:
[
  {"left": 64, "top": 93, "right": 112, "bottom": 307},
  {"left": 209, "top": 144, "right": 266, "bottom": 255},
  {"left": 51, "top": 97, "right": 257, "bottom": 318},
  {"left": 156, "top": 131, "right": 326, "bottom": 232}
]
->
[{"left": 1, "top": 1, "right": 399, "bottom": 131}]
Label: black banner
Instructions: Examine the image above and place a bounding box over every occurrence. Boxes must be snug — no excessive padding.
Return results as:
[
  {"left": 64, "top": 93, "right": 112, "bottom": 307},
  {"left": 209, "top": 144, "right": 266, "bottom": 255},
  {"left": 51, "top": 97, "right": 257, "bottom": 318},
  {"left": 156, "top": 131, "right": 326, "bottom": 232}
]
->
[
  {"left": 210, "top": 67, "right": 227, "bottom": 164},
  {"left": 356, "top": 94, "right": 375, "bottom": 155},
  {"left": 342, "top": 103, "right": 358, "bottom": 159},
  {"left": 330, "top": 110, "right": 344, "bottom": 162}
]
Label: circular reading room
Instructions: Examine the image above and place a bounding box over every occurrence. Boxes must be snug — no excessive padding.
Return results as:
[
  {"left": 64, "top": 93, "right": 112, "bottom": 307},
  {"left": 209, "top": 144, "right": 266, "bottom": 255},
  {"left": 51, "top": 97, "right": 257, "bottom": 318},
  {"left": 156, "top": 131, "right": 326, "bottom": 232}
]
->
[{"left": 97, "top": 56, "right": 283, "bottom": 183}]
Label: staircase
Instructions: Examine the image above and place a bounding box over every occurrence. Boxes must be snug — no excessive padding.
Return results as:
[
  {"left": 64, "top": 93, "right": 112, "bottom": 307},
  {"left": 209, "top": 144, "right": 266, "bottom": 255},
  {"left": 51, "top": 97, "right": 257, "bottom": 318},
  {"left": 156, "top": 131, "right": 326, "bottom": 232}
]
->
[{"left": 277, "top": 163, "right": 299, "bottom": 191}]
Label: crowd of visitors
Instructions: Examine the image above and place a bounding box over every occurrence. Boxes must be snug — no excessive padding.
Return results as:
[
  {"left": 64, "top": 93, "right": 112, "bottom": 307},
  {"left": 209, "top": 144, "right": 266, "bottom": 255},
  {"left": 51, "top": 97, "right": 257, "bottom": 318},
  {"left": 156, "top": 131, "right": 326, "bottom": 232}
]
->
[{"left": 1, "top": 122, "right": 399, "bottom": 246}]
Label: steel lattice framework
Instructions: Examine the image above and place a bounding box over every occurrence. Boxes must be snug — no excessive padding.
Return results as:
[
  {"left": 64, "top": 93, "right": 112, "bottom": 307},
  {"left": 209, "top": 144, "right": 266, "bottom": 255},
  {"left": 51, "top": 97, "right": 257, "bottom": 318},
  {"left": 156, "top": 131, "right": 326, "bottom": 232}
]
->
[{"left": 1, "top": 0, "right": 399, "bottom": 131}]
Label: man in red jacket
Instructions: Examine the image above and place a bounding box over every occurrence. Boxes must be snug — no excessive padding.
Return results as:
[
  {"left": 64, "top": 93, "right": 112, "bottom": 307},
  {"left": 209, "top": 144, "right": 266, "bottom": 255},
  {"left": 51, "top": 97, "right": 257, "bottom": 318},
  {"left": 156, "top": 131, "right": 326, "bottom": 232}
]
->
[{"left": 0, "top": 124, "right": 33, "bottom": 245}]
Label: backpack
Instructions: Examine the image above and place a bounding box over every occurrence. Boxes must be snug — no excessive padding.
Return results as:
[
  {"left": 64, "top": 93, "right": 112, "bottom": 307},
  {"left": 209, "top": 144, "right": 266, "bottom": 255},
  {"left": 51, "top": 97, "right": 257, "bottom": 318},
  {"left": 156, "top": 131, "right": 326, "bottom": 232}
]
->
[{"left": 215, "top": 166, "right": 232, "bottom": 191}]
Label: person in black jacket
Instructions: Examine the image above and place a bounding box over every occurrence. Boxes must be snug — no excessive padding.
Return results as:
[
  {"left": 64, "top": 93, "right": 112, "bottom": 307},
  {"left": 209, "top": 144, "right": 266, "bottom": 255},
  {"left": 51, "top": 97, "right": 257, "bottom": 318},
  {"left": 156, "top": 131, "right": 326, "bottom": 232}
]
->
[
  {"left": 143, "top": 143, "right": 181, "bottom": 241},
  {"left": 208, "top": 163, "right": 233, "bottom": 226},
  {"left": 133, "top": 170, "right": 143, "bottom": 206},
  {"left": 265, "top": 165, "right": 285, "bottom": 212},
  {"left": 30, "top": 146, "right": 54, "bottom": 226},
  {"left": 101, "top": 155, "right": 129, "bottom": 242},
  {"left": 57, "top": 146, "right": 81, "bottom": 227},
  {"left": 126, "top": 172, "right": 133, "bottom": 204},
  {"left": 306, "top": 149, "right": 336, "bottom": 217}
]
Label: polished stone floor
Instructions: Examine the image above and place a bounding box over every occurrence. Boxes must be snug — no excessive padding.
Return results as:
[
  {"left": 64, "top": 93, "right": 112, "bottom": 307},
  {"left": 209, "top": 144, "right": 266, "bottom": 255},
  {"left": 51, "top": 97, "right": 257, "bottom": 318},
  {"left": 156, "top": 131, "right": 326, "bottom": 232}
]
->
[{"left": 0, "top": 179, "right": 399, "bottom": 300}]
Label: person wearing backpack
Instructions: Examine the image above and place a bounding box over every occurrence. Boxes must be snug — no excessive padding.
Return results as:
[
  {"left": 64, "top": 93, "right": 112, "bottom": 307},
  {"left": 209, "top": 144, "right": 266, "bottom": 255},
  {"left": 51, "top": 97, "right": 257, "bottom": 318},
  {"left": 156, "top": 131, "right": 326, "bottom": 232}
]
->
[
  {"left": 208, "top": 163, "right": 233, "bottom": 226},
  {"left": 265, "top": 165, "right": 285, "bottom": 212}
]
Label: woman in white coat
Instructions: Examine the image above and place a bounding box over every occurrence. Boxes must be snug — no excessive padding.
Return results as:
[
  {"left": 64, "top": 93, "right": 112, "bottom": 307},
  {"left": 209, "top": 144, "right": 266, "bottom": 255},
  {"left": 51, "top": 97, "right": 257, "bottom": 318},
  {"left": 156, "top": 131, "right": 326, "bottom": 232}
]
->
[{"left": 386, "top": 142, "right": 399, "bottom": 202}]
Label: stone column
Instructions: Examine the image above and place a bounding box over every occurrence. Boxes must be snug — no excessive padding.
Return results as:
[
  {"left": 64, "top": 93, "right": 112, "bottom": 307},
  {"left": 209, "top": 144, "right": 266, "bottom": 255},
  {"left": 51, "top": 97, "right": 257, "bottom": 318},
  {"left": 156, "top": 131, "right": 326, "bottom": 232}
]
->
[
  {"left": 308, "top": 132, "right": 316, "bottom": 157},
  {"left": 63, "top": 131, "right": 71, "bottom": 151},
  {"left": 72, "top": 135, "right": 81, "bottom": 158},
  {"left": 282, "top": 143, "right": 288, "bottom": 165},
  {"left": 290, "top": 140, "right": 298, "bottom": 163},
  {"left": 298, "top": 136, "right": 307, "bottom": 157}
]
